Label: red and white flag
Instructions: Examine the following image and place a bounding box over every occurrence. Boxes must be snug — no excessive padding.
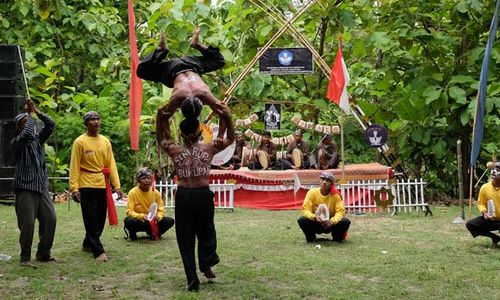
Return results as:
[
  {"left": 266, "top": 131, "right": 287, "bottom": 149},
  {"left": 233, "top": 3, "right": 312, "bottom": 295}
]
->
[
  {"left": 326, "top": 38, "right": 351, "bottom": 114},
  {"left": 128, "top": 0, "right": 143, "bottom": 151}
]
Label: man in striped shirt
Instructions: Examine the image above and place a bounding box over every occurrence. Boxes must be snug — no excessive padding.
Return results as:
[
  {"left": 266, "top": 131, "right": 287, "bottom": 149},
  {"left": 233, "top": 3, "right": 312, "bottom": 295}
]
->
[{"left": 10, "top": 99, "right": 57, "bottom": 268}]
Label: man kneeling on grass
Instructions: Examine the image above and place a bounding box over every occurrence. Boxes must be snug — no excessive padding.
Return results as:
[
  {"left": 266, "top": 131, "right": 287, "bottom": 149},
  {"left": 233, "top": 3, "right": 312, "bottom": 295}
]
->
[
  {"left": 297, "top": 171, "right": 350, "bottom": 243},
  {"left": 124, "top": 168, "right": 174, "bottom": 241},
  {"left": 466, "top": 165, "right": 500, "bottom": 247}
]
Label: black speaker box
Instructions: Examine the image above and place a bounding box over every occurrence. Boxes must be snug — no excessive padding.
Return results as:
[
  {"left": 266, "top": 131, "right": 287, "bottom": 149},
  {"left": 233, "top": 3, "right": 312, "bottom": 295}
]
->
[
  {"left": 0, "top": 45, "right": 19, "bottom": 62},
  {"left": 0, "top": 121, "right": 16, "bottom": 167},
  {"left": 0, "top": 166, "right": 15, "bottom": 198},
  {"left": 0, "top": 62, "right": 22, "bottom": 79},
  {"left": 0, "top": 79, "right": 24, "bottom": 96},
  {"left": 0, "top": 96, "right": 25, "bottom": 120}
]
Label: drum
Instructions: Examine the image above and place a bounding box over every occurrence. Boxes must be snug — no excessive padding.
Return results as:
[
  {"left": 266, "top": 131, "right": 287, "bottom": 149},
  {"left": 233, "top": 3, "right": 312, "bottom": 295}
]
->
[
  {"left": 257, "top": 150, "right": 269, "bottom": 170},
  {"left": 292, "top": 148, "right": 303, "bottom": 168},
  {"left": 241, "top": 146, "right": 251, "bottom": 167},
  {"left": 211, "top": 142, "right": 236, "bottom": 166},
  {"left": 318, "top": 148, "right": 328, "bottom": 170}
]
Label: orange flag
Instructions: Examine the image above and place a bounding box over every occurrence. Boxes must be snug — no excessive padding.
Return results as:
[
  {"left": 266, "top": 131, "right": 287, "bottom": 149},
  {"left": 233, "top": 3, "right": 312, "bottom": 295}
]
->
[{"left": 128, "top": 0, "right": 143, "bottom": 151}]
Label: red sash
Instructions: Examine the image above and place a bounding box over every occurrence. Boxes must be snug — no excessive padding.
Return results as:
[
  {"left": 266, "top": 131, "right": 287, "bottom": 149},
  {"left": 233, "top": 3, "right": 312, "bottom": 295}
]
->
[
  {"left": 149, "top": 219, "right": 159, "bottom": 240},
  {"left": 330, "top": 182, "right": 341, "bottom": 196},
  {"left": 102, "top": 167, "right": 118, "bottom": 226},
  {"left": 80, "top": 167, "right": 118, "bottom": 226}
]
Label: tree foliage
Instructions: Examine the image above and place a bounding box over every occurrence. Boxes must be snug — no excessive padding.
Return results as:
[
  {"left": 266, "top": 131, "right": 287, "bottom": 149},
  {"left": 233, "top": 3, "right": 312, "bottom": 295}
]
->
[{"left": 1, "top": 0, "right": 498, "bottom": 195}]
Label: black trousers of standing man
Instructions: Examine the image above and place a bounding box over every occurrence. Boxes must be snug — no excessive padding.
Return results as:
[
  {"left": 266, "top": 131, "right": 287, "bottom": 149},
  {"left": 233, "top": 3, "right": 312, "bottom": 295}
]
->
[
  {"left": 79, "top": 188, "right": 107, "bottom": 257},
  {"left": 175, "top": 186, "right": 219, "bottom": 286},
  {"left": 15, "top": 190, "right": 57, "bottom": 262}
]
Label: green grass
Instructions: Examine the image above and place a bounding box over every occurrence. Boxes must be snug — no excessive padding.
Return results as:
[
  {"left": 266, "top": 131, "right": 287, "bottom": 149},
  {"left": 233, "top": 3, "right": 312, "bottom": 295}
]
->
[{"left": 1, "top": 203, "right": 500, "bottom": 299}]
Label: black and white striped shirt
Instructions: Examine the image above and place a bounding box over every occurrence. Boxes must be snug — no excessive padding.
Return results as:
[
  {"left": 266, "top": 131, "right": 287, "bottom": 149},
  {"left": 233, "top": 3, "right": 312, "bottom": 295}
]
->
[{"left": 10, "top": 113, "right": 56, "bottom": 194}]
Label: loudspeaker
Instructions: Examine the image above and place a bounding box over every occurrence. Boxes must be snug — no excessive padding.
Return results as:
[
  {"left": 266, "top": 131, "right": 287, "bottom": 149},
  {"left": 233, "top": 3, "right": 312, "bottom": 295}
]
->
[
  {"left": 0, "top": 166, "right": 14, "bottom": 198},
  {"left": 0, "top": 45, "right": 25, "bottom": 199},
  {"left": 0, "top": 120, "right": 16, "bottom": 167},
  {"left": 0, "top": 45, "right": 26, "bottom": 97},
  {"left": 0, "top": 96, "right": 25, "bottom": 120}
]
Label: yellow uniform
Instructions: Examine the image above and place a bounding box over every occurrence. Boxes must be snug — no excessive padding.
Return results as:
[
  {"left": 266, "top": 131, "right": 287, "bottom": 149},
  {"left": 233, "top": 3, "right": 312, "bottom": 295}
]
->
[
  {"left": 69, "top": 134, "right": 120, "bottom": 192},
  {"left": 301, "top": 188, "right": 345, "bottom": 225},
  {"left": 126, "top": 186, "right": 165, "bottom": 220},
  {"left": 477, "top": 181, "right": 500, "bottom": 219}
]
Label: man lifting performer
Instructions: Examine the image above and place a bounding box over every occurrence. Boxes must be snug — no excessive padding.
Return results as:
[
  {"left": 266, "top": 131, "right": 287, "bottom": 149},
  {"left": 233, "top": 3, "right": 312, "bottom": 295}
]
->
[{"left": 158, "top": 98, "right": 234, "bottom": 292}]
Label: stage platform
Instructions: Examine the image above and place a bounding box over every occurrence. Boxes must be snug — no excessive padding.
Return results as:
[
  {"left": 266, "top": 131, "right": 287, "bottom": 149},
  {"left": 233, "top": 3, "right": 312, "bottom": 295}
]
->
[{"left": 209, "top": 163, "right": 393, "bottom": 210}]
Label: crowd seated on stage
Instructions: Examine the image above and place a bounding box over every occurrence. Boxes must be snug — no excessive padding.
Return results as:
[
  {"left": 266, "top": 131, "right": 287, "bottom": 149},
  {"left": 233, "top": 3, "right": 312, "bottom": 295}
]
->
[{"left": 212, "top": 129, "right": 340, "bottom": 171}]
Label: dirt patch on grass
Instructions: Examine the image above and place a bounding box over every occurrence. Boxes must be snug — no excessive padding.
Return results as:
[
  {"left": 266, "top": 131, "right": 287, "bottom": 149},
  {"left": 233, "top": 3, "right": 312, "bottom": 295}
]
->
[{"left": 344, "top": 273, "right": 382, "bottom": 283}]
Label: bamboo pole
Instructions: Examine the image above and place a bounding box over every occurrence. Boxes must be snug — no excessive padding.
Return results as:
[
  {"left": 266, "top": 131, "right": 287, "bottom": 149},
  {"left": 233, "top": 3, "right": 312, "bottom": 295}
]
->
[{"left": 457, "top": 140, "right": 465, "bottom": 220}]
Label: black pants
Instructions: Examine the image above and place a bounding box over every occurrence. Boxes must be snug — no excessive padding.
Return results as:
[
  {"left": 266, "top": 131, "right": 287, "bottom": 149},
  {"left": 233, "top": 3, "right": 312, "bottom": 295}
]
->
[
  {"left": 297, "top": 216, "right": 351, "bottom": 242},
  {"left": 15, "top": 190, "right": 57, "bottom": 262},
  {"left": 80, "top": 188, "right": 107, "bottom": 258},
  {"left": 137, "top": 46, "right": 225, "bottom": 88},
  {"left": 466, "top": 216, "right": 500, "bottom": 240},
  {"left": 175, "top": 186, "right": 219, "bottom": 284},
  {"left": 124, "top": 216, "right": 174, "bottom": 237}
]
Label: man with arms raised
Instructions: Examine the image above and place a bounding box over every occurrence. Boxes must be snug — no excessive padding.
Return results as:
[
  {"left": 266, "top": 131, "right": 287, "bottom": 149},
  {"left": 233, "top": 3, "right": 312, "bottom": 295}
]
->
[
  {"left": 11, "top": 99, "right": 57, "bottom": 268},
  {"left": 158, "top": 98, "right": 234, "bottom": 292}
]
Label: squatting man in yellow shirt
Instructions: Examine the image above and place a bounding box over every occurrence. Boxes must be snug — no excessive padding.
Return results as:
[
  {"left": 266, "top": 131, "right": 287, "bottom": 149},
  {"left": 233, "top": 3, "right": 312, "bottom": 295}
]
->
[
  {"left": 124, "top": 168, "right": 174, "bottom": 241},
  {"left": 466, "top": 164, "right": 500, "bottom": 247},
  {"left": 69, "top": 111, "right": 123, "bottom": 262},
  {"left": 297, "top": 171, "right": 350, "bottom": 243}
]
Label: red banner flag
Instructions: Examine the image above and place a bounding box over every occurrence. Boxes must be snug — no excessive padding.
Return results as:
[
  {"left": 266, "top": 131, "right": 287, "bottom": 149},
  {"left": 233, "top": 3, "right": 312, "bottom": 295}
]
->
[
  {"left": 128, "top": 0, "right": 143, "bottom": 151},
  {"left": 326, "top": 38, "right": 351, "bottom": 114}
]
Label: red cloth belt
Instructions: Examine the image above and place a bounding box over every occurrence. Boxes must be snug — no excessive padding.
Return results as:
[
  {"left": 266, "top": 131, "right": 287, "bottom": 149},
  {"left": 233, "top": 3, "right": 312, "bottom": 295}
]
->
[
  {"left": 149, "top": 219, "right": 159, "bottom": 240},
  {"left": 80, "top": 167, "right": 118, "bottom": 226}
]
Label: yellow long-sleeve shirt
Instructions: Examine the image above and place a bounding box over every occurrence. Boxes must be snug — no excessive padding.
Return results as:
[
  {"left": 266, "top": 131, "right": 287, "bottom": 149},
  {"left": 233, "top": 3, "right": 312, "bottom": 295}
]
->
[
  {"left": 69, "top": 133, "right": 120, "bottom": 192},
  {"left": 477, "top": 181, "right": 500, "bottom": 220},
  {"left": 126, "top": 186, "right": 165, "bottom": 220},
  {"left": 302, "top": 188, "right": 346, "bottom": 225}
]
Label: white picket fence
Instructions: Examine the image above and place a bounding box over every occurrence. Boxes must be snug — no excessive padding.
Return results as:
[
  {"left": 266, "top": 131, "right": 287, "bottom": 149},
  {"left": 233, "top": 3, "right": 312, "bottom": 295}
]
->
[
  {"left": 155, "top": 178, "right": 428, "bottom": 215},
  {"left": 338, "top": 178, "right": 429, "bottom": 215},
  {"left": 155, "top": 180, "right": 236, "bottom": 211}
]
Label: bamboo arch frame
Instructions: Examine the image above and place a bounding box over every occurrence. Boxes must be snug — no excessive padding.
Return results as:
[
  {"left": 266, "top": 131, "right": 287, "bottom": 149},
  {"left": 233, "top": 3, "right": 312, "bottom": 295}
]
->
[{"left": 200, "top": 0, "right": 404, "bottom": 181}]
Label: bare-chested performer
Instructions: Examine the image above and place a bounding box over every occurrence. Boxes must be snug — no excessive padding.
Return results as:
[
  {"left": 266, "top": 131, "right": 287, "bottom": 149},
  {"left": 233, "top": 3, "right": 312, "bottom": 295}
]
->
[
  {"left": 137, "top": 27, "right": 226, "bottom": 142},
  {"left": 158, "top": 98, "right": 234, "bottom": 292}
]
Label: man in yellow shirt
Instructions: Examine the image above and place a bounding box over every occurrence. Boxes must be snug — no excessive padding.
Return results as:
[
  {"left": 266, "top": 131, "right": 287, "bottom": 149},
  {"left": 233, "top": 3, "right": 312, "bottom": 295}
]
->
[
  {"left": 124, "top": 168, "right": 174, "bottom": 241},
  {"left": 466, "top": 166, "right": 500, "bottom": 246},
  {"left": 69, "top": 111, "right": 123, "bottom": 262},
  {"left": 297, "top": 171, "right": 350, "bottom": 243}
]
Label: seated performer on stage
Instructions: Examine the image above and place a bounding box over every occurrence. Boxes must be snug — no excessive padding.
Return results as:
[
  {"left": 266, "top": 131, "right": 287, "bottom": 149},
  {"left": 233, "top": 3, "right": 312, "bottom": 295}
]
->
[
  {"left": 466, "top": 165, "right": 500, "bottom": 247},
  {"left": 212, "top": 131, "right": 245, "bottom": 170},
  {"left": 124, "top": 168, "right": 174, "bottom": 241},
  {"left": 309, "top": 133, "right": 340, "bottom": 170},
  {"left": 158, "top": 98, "right": 234, "bottom": 292},
  {"left": 297, "top": 171, "right": 350, "bottom": 243},
  {"left": 282, "top": 129, "right": 310, "bottom": 170},
  {"left": 137, "top": 26, "right": 226, "bottom": 141},
  {"left": 248, "top": 130, "right": 277, "bottom": 170}
]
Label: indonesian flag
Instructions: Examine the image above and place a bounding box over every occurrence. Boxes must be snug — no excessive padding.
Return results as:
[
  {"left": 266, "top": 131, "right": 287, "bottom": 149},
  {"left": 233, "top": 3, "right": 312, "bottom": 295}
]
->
[
  {"left": 326, "top": 38, "right": 351, "bottom": 115},
  {"left": 128, "top": 0, "right": 143, "bottom": 151}
]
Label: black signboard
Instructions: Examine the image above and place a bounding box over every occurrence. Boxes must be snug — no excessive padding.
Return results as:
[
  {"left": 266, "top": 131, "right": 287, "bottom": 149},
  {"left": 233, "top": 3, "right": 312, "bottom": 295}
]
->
[
  {"left": 264, "top": 103, "right": 281, "bottom": 130},
  {"left": 259, "top": 48, "right": 313, "bottom": 75}
]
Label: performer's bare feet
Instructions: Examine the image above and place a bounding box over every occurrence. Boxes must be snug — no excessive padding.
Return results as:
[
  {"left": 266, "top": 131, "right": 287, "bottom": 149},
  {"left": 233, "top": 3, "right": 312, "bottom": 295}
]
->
[
  {"left": 158, "top": 33, "right": 168, "bottom": 51},
  {"left": 190, "top": 26, "right": 201, "bottom": 48},
  {"left": 96, "top": 253, "right": 108, "bottom": 262}
]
